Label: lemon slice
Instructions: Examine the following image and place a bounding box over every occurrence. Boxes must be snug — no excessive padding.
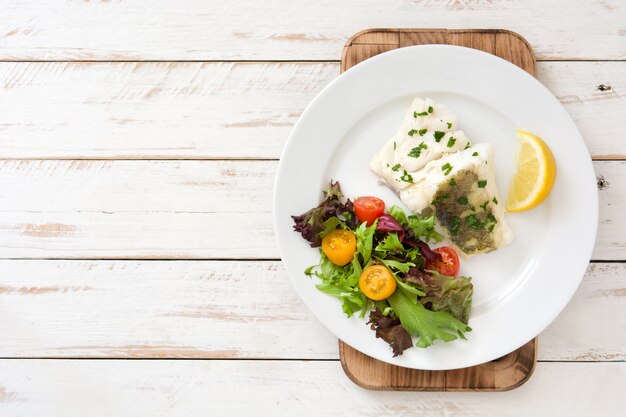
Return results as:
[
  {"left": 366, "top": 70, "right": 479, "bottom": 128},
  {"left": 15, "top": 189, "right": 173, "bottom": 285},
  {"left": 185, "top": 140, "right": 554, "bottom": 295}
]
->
[{"left": 506, "top": 130, "right": 556, "bottom": 212}]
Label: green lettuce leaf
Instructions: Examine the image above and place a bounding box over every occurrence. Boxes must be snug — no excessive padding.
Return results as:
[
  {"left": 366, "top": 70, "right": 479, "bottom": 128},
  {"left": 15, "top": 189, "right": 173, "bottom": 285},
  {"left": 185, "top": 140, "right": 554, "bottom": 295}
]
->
[
  {"left": 307, "top": 253, "right": 370, "bottom": 318},
  {"left": 407, "top": 214, "right": 443, "bottom": 243},
  {"left": 388, "top": 205, "right": 442, "bottom": 243},
  {"left": 374, "top": 232, "right": 404, "bottom": 257},
  {"left": 413, "top": 270, "right": 473, "bottom": 324},
  {"left": 317, "top": 216, "right": 347, "bottom": 239},
  {"left": 388, "top": 205, "right": 408, "bottom": 225},
  {"left": 354, "top": 220, "right": 378, "bottom": 265},
  {"left": 387, "top": 286, "right": 471, "bottom": 348},
  {"left": 379, "top": 259, "right": 415, "bottom": 274}
]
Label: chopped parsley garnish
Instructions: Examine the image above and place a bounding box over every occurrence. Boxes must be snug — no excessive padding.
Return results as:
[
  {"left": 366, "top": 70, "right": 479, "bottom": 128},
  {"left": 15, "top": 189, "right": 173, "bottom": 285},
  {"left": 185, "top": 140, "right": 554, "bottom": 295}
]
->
[
  {"left": 391, "top": 163, "right": 401, "bottom": 172},
  {"left": 418, "top": 128, "right": 428, "bottom": 136},
  {"left": 393, "top": 141, "right": 397, "bottom": 150},
  {"left": 488, "top": 224, "right": 496, "bottom": 232},
  {"left": 434, "top": 131, "right": 445, "bottom": 142},
  {"left": 450, "top": 217, "right": 460, "bottom": 235},
  {"left": 465, "top": 214, "right": 484, "bottom": 229},
  {"left": 441, "top": 162, "right": 453, "bottom": 175},
  {"left": 414, "top": 111, "right": 428, "bottom": 117},
  {"left": 492, "top": 197, "right": 498, "bottom": 205},
  {"left": 432, "top": 194, "right": 449, "bottom": 205},
  {"left": 472, "top": 151, "right": 479, "bottom": 157},
  {"left": 464, "top": 143, "right": 471, "bottom": 149},
  {"left": 486, "top": 213, "right": 497, "bottom": 223},
  {"left": 480, "top": 201, "right": 489, "bottom": 211},
  {"left": 470, "top": 205, "right": 476, "bottom": 212},
  {"left": 449, "top": 178, "right": 456, "bottom": 186},
  {"left": 447, "top": 137, "right": 457, "bottom": 148},
  {"left": 428, "top": 106, "right": 434, "bottom": 113},
  {"left": 386, "top": 163, "right": 389, "bottom": 167},
  {"left": 408, "top": 142, "right": 428, "bottom": 158},
  {"left": 408, "top": 129, "right": 418, "bottom": 137},
  {"left": 447, "top": 122, "right": 452, "bottom": 129},
  {"left": 400, "top": 170, "right": 413, "bottom": 183},
  {"left": 457, "top": 196, "right": 469, "bottom": 205},
  {"left": 478, "top": 180, "right": 487, "bottom": 188}
]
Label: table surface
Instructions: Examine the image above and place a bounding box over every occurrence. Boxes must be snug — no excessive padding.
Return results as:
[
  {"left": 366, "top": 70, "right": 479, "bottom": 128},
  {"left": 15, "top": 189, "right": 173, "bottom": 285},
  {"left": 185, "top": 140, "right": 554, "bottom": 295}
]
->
[{"left": 0, "top": 1, "right": 624, "bottom": 416}]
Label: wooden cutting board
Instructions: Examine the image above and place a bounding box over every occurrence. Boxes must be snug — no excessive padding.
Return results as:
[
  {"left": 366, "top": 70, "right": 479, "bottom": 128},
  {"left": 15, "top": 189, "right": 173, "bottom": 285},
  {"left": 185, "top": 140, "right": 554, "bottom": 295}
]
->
[{"left": 339, "top": 29, "right": 538, "bottom": 392}]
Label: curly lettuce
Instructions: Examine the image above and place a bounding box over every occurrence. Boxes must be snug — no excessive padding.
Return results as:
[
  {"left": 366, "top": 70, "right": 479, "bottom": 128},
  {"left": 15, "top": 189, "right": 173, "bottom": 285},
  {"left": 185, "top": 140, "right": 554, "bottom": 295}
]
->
[
  {"left": 291, "top": 181, "right": 355, "bottom": 247},
  {"left": 305, "top": 221, "right": 378, "bottom": 318},
  {"left": 389, "top": 205, "right": 443, "bottom": 243},
  {"left": 387, "top": 286, "right": 471, "bottom": 348},
  {"left": 407, "top": 269, "right": 473, "bottom": 323}
]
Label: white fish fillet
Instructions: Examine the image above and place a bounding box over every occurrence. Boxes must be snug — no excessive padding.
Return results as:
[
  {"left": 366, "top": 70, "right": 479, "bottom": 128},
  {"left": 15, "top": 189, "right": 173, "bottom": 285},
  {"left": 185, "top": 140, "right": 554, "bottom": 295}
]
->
[
  {"left": 369, "top": 97, "right": 513, "bottom": 256},
  {"left": 369, "top": 97, "right": 468, "bottom": 191},
  {"left": 400, "top": 143, "right": 513, "bottom": 255}
]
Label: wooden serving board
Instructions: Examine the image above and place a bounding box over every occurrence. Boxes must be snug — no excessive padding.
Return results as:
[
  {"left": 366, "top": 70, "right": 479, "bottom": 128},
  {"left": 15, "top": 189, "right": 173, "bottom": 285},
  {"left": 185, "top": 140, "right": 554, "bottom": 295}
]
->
[{"left": 339, "top": 29, "right": 538, "bottom": 392}]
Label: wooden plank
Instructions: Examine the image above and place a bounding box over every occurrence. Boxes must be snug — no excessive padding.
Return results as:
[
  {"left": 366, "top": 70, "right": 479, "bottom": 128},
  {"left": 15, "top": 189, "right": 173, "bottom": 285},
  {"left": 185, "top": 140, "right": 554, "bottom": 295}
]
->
[
  {"left": 448, "top": 31, "right": 497, "bottom": 54},
  {"left": 0, "top": 1, "right": 625, "bottom": 60},
  {"left": 349, "top": 30, "right": 399, "bottom": 45},
  {"left": 0, "top": 62, "right": 334, "bottom": 160},
  {"left": 0, "top": 261, "right": 623, "bottom": 360},
  {"left": 595, "top": 161, "right": 625, "bottom": 260},
  {"left": 0, "top": 211, "right": 277, "bottom": 259},
  {"left": 345, "top": 29, "right": 533, "bottom": 74},
  {"left": 495, "top": 31, "right": 536, "bottom": 73},
  {"left": 341, "top": 44, "right": 398, "bottom": 71},
  {"left": 0, "top": 360, "right": 622, "bottom": 416},
  {"left": 340, "top": 339, "right": 536, "bottom": 391},
  {"left": 0, "top": 160, "right": 275, "bottom": 212},
  {"left": 0, "top": 160, "right": 621, "bottom": 259},
  {"left": 0, "top": 62, "right": 624, "bottom": 159},
  {"left": 399, "top": 30, "right": 448, "bottom": 47}
]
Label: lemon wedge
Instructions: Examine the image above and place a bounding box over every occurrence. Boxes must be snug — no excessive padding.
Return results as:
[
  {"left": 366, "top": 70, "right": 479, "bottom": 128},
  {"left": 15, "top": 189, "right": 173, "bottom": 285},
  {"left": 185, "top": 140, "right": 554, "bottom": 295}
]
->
[{"left": 506, "top": 130, "right": 556, "bottom": 212}]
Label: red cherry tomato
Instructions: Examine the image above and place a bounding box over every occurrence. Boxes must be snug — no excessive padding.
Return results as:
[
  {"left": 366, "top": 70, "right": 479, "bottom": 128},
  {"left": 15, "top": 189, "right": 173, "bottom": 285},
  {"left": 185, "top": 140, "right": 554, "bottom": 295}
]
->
[
  {"left": 426, "top": 246, "right": 460, "bottom": 276},
  {"left": 353, "top": 197, "right": 385, "bottom": 225}
]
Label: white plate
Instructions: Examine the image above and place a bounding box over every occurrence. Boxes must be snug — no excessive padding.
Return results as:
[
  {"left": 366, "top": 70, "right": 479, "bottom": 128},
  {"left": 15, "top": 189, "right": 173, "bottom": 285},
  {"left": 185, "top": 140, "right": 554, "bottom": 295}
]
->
[{"left": 273, "top": 45, "right": 597, "bottom": 370}]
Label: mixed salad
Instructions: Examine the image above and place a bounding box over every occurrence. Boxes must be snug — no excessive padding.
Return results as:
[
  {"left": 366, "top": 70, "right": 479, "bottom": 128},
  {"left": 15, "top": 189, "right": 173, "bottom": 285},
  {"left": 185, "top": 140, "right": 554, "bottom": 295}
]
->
[{"left": 292, "top": 181, "right": 473, "bottom": 356}]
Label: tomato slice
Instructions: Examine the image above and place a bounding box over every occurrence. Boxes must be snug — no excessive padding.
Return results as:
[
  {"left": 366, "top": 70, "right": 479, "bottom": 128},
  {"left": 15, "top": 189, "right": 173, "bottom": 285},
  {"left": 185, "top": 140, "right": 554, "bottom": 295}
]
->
[
  {"left": 426, "top": 246, "right": 460, "bottom": 276},
  {"left": 354, "top": 197, "right": 385, "bottom": 225},
  {"left": 321, "top": 229, "right": 357, "bottom": 266},
  {"left": 359, "top": 265, "right": 396, "bottom": 300}
]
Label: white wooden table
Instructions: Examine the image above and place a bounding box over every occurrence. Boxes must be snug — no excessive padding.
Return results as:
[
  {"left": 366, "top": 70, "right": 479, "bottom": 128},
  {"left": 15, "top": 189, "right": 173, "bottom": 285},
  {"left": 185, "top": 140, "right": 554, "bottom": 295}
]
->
[{"left": 0, "top": 1, "right": 624, "bottom": 416}]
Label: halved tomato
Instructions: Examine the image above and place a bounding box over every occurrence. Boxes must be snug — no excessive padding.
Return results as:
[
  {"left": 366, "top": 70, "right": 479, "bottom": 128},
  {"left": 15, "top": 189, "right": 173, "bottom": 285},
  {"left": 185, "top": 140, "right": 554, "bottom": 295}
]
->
[
  {"left": 359, "top": 265, "right": 396, "bottom": 300},
  {"left": 321, "top": 229, "right": 356, "bottom": 266},
  {"left": 354, "top": 196, "right": 385, "bottom": 225},
  {"left": 426, "top": 246, "right": 460, "bottom": 276}
]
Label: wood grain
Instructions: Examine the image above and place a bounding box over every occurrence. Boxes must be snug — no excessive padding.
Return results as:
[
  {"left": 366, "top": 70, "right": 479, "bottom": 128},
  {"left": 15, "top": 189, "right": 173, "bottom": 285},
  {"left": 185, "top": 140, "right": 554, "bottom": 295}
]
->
[
  {"left": 0, "top": 160, "right": 622, "bottom": 259},
  {"left": 0, "top": 61, "right": 626, "bottom": 159},
  {"left": 0, "top": 0, "right": 625, "bottom": 60},
  {"left": 0, "top": 62, "right": 623, "bottom": 159},
  {"left": 0, "top": 360, "right": 623, "bottom": 416},
  {"left": 347, "top": 29, "right": 536, "bottom": 74},
  {"left": 340, "top": 339, "right": 536, "bottom": 391},
  {"left": 0, "top": 261, "right": 623, "bottom": 360}
]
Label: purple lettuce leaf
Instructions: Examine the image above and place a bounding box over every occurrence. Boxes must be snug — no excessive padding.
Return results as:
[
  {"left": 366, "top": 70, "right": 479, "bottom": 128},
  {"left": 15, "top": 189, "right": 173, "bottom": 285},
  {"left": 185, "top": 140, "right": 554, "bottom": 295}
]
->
[
  {"left": 291, "top": 181, "right": 356, "bottom": 247},
  {"left": 367, "top": 308, "right": 413, "bottom": 356},
  {"left": 376, "top": 213, "right": 405, "bottom": 241}
]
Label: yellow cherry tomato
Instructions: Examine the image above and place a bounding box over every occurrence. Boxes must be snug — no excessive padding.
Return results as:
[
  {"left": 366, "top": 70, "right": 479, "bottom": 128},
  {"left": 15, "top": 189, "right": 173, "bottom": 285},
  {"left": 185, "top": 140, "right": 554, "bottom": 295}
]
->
[
  {"left": 359, "top": 265, "right": 396, "bottom": 300},
  {"left": 321, "top": 229, "right": 356, "bottom": 266}
]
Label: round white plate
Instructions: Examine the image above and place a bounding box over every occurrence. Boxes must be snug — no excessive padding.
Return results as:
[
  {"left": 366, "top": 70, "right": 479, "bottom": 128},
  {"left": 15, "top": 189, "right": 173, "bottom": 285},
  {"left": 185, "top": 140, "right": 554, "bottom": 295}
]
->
[{"left": 273, "top": 45, "right": 597, "bottom": 370}]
